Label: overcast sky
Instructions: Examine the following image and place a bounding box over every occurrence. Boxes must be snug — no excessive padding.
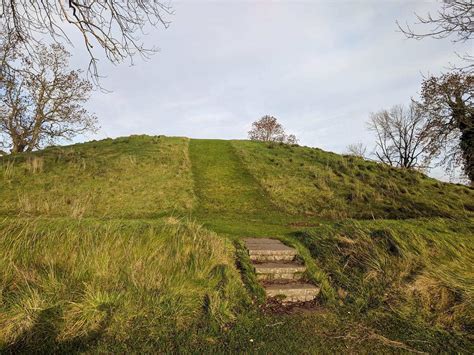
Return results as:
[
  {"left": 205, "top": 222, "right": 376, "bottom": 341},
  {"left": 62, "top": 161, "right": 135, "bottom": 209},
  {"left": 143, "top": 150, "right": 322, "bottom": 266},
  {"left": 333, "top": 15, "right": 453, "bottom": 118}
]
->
[{"left": 68, "top": 0, "right": 471, "bottom": 180}]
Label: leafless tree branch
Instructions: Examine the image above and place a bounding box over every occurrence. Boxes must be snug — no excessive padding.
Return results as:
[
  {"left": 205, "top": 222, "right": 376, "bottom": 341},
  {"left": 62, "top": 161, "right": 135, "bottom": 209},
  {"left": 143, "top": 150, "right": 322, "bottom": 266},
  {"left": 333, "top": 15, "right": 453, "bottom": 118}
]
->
[
  {"left": 397, "top": 0, "right": 474, "bottom": 73},
  {"left": 0, "top": 1, "right": 173, "bottom": 84},
  {"left": 368, "top": 103, "right": 431, "bottom": 170}
]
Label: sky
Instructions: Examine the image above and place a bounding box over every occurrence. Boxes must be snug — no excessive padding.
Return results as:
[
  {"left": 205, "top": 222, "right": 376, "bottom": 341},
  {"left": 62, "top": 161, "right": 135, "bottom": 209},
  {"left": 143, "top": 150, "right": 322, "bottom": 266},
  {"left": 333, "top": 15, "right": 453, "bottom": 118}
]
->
[{"left": 66, "top": 0, "right": 471, "bottom": 181}]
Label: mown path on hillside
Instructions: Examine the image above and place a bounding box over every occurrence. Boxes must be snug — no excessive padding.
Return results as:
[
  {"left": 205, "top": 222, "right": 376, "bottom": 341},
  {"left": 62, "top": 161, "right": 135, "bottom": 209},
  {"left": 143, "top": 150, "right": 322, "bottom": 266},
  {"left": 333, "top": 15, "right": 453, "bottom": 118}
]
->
[
  {"left": 189, "top": 139, "right": 294, "bottom": 235},
  {"left": 189, "top": 139, "right": 300, "bottom": 236},
  {"left": 189, "top": 139, "right": 278, "bottom": 214}
]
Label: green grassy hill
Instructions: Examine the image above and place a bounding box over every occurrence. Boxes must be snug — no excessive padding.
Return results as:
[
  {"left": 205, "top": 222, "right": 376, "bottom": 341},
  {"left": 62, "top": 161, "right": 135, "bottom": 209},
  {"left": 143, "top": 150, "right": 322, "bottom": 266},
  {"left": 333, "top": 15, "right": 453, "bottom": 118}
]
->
[
  {"left": 1, "top": 135, "right": 473, "bottom": 353},
  {"left": 233, "top": 140, "right": 473, "bottom": 219}
]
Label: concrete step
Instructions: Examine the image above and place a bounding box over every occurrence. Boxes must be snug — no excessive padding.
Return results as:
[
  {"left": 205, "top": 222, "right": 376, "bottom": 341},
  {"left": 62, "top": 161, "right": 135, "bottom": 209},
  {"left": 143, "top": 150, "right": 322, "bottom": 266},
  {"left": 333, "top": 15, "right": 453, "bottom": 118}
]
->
[
  {"left": 242, "top": 237, "right": 320, "bottom": 304},
  {"left": 254, "top": 262, "right": 306, "bottom": 281},
  {"left": 244, "top": 238, "right": 297, "bottom": 262},
  {"left": 265, "top": 282, "right": 320, "bottom": 303}
]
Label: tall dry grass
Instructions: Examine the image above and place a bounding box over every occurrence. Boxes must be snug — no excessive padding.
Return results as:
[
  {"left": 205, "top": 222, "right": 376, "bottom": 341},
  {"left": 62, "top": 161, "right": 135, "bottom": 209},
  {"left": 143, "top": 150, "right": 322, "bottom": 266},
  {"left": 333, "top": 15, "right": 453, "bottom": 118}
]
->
[
  {"left": 0, "top": 217, "right": 245, "bottom": 350},
  {"left": 2, "top": 160, "right": 15, "bottom": 180},
  {"left": 25, "top": 157, "right": 44, "bottom": 174},
  {"left": 298, "top": 218, "right": 474, "bottom": 333}
]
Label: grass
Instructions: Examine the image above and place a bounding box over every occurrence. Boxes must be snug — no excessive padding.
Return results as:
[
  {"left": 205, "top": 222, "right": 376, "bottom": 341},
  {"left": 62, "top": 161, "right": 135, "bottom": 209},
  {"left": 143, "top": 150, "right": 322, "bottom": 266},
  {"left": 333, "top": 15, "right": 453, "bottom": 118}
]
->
[
  {"left": 296, "top": 219, "right": 474, "bottom": 333},
  {"left": 189, "top": 139, "right": 280, "bottom": 216},
  {"left": 0, "top": 135, "right": 473, "bottom": 352},
  {"left": 0, "top": 135, "right": 195, "bottom": 218},
  {"left": 0, "top": 217, "right": 246, "bottom": 352},
  {"left": 232, "top": 140, "right": 474, "bottom": 219}
]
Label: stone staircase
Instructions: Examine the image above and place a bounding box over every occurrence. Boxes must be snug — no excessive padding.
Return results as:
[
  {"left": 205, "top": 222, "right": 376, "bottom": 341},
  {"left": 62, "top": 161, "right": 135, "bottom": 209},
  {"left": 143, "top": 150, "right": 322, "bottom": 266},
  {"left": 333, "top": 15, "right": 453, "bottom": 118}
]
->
[{"left": 244, "top": 238, "right": 320, "bottom": 303}]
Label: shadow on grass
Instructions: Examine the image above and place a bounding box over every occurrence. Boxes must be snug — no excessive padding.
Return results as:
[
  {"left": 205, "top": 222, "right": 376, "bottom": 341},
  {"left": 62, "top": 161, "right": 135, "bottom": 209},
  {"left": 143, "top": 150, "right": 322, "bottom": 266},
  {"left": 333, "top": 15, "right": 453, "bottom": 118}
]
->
[{"left": 4, "top": 305, "right": 114, "bottom": 354}]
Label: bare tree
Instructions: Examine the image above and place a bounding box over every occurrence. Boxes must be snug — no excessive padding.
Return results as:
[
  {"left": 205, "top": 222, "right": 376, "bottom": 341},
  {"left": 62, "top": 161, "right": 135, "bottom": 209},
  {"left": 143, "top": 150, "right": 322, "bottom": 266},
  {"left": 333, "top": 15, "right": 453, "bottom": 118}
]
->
[
  {"left": 418, "top": 72, "right": 474, "bottom": 183},
  {"left": 368, "top": 104, "right": 431, "bottom": 169},
  {"left": 248, "top": 115, "right": 298, "bottom": 144},
  {"left": 285, "top": 134, "right": 299, "bottom": 145},
  {"left": 397, "top": 1, "right": 473, "bottom": 180},
  {"left": 0, "top": 42, "right": 98, "bottom": 153},
  {"left": 0, "top": 1, "right": 173, "bottom": 81},
  {"left": 346, "top": 143, "right": 367, "bottom": 158},
  {"left": 397, "top": 0, "right": 473, "bottom": 72},
  {"left": 0, "top": 31, "right": 14, "bottom": 79}
]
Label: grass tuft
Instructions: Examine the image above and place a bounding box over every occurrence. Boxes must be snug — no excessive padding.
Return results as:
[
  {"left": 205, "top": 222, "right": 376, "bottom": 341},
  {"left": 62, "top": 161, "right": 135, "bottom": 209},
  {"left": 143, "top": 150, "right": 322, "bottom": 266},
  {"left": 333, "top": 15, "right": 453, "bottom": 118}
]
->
[
  {"left": 297, "top": 218, "right": 474, "bottom": 332},
  {"left": 0, "top": 218, "right": 246, "bottom": 349}
]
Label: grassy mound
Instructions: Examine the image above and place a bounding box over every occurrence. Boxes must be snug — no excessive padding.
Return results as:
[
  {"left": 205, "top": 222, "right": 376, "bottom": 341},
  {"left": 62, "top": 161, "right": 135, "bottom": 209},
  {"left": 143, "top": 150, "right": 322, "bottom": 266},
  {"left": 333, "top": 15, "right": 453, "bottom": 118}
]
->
[
  {"left": 0, "top": 135, "right": 194, "bottom": 218},
  {"left": 1, "top": 136, "right": 472, "bottom": 220},
  {"left": 0, "top": 135, "right": 472, "bottom": 352},
  {"left": 232, "top": 140, "right": 474, "bottom": 219}
]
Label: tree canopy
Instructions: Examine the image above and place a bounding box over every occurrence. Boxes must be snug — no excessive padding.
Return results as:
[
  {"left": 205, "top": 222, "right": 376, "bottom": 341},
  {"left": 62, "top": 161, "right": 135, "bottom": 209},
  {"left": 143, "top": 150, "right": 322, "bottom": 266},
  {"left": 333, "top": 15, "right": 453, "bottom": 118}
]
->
[
  {"left": 248, "top": 116, "right": 298, "bottom": 144},
  {"left": 0, "top": 42, "right": 97, "bottom": 153},
  {"left": 418, "top": 72, "right": 474, "bottom": 182}
]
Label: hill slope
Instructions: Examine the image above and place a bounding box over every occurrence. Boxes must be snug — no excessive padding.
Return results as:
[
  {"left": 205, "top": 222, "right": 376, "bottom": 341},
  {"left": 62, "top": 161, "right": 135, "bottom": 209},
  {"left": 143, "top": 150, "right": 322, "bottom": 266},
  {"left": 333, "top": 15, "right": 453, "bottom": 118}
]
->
[
  {"left": 1, "top": 135, "right": 472, "bottom": 220},
  {"left": 0, "top": 135, "right": 473, "bottom": 353},
  {"left": 232, "top": 140, "right": 474, "bottom": 219},
  {"left": 0, "top": 136, "right": 194, "bottom": 218}
]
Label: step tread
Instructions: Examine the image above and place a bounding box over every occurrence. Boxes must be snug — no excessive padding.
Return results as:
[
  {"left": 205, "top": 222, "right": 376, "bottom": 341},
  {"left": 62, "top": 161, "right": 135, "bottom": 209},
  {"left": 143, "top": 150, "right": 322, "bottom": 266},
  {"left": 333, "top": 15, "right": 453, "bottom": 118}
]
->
[
  {"left": 244, "top": 238, "right": 281, "bottom": 244},
  {"left": 254, "top": 262, "right": 306, "bottom": 273},
  {"left": 265, "top": 282, "right": 319, "bottom": 291},
  {"left": 244, "top": 238, "right": 296, "bottom": 253},
  {"left": 265, "top": 282, "right": 320, "bottom": 302}
]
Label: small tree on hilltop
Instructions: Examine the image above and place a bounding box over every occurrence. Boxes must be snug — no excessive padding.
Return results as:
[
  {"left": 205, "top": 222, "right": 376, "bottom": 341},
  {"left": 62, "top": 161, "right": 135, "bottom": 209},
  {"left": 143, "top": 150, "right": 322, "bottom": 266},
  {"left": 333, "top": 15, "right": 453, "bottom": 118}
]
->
[
  {"left": 346, "top": 143, "right": 367, "bottom": 158},
  {"left": 0, "top": 43, "right": 98, "bottom": 153},
  {"left": 248, "top": 115, "right": 298, "bottom": 144}
]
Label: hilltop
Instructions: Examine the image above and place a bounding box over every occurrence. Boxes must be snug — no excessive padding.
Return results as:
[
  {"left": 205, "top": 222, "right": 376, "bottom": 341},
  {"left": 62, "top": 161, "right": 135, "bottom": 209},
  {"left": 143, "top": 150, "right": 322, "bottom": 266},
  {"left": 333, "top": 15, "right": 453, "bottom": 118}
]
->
[{"left": 0, "top": 135, "right": 473, "bottom": 353}]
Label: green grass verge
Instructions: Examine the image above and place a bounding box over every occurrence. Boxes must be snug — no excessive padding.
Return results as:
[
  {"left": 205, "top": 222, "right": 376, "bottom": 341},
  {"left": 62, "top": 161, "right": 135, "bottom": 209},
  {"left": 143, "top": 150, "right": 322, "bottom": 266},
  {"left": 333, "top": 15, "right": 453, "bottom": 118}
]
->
[{"left": 233, "top": 240, "right": 266, "bottom": 304}]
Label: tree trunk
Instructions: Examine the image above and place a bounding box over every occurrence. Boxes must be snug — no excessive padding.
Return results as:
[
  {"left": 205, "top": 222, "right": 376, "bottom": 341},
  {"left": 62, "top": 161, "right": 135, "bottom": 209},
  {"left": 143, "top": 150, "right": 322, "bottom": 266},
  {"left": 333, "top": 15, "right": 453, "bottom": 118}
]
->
[
  {"left": 11, "top": 142, "right": 26, "bottom": 153},
  {"left": 454, "top": 94, "right": 474, "bottom": 184},
  {"left": 459, "top": 121, "right": 474, "bottom": 183}
]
